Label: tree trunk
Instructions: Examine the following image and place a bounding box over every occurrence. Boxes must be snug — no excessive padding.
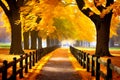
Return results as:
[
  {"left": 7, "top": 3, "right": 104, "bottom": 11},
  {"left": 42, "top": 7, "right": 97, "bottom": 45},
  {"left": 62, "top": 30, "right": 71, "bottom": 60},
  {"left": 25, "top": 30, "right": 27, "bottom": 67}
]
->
[
  {"left": 75, "top": 0, "right": 114, "bottom": 56},
  {"left": 54, "top": 39, "right": 59, "bottom": 46},
  {"left": 0, "top": 0, "right": 25, "bottom": 54},
  {"left": 8, "top": 8, "right": 23, "bottom": 54},
  {"left": 46, "top": 36, "right": 50, "bottom": 47},
  {"left": 10, "top": 20, "right": 23, "bottom": 54},
  {"left": 95, "top": 13, "right": 112, "bottom": 56},
  {"left": 95, "top": 23, "right": 110, "bottom": 56},
  {"left": 38, "top": 36, "right": 42, "bottom": 49},
  {"left": 23, "top": 31, "right": 29, "bottom": 49},
  {"left": 30, "top": 30, "right": 37, "bottom": 49}
]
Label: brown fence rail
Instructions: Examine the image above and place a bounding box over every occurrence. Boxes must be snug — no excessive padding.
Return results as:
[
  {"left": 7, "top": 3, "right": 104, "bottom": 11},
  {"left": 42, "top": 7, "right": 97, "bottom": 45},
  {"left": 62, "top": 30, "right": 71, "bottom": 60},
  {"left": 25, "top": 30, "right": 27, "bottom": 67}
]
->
[
  {"left": 0, "top": 46, "right": 58, "bottom": 80},
  {"left": 70, "top": 46, "right": 120, "bottom": 80}
]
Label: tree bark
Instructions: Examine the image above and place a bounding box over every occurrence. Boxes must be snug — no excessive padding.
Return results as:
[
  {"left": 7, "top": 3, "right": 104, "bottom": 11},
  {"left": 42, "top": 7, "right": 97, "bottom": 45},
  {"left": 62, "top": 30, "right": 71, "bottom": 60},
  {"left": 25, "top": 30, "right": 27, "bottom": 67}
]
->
[
  {"left": 95, "top": 20, "right": 111, "bottom": 56},
  {"left": 9, "top": 7, "right": 23, "bottom": 54},
  {"left": 23, "top": 31, "right": 29, "bottom": 49},
  {"left": 9, "top": 12, "right": 24, "bottom": 54},
  {"left": 38, "top": 36, "right": 42, "bottom": 49},
  {"left": 46, "top": 36, "right": 51, "bottom": 47},
  {"left": 10, "top": 24, "right": 23, "bottom": 54},
  {"left": 30, "top": 30, "right": 38, "bottom": 49}
]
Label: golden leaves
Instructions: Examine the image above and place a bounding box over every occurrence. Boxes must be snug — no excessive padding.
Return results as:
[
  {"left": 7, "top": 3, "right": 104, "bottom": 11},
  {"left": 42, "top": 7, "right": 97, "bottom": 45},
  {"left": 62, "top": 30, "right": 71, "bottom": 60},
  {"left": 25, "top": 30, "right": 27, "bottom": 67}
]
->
[
  {"left": 0, "top": 10, "right": 11, "bottom": 33},
  {"left": 43, "top": 0, "right": 61, "bottom": 5},
  {"left": 112, "top": 2, "right": 120, "bottom": 16},
  {"left": 110, "top": 15, "right": 120, "bottom": 37},
  {"left": 36, "top": 0, "right": 96, "bottom": 41}
]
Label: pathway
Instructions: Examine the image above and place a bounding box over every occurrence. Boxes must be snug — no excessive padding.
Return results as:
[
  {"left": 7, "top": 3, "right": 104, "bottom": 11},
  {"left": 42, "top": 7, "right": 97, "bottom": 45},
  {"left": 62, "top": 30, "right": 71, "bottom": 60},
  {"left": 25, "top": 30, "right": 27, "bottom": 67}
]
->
[
  {"left": 35, "top": 48, "right": 82, "bottom": 80},
  {"left": 17, "top": 48, "right": 94, "bottom": 80}
]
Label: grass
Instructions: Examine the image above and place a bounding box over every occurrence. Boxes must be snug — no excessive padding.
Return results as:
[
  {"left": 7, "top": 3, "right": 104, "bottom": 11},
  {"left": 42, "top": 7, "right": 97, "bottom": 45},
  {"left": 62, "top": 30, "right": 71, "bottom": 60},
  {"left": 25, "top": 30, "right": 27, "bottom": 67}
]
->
[
  {"left": 75, "top": 47, "right": 120, "bottom": 51},
  {"left": 109, "top": 47, "right": 120, "bottom": 51},
  {"left": 0, "top": 43, "right": 10, "bottom": 48}
]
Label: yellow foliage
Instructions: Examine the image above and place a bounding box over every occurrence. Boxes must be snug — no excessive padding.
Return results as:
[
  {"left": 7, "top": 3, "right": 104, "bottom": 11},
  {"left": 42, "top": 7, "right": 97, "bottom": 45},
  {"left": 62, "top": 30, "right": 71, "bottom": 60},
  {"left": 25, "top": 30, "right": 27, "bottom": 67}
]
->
[
  {"left": 0, "top": 0, "right": 118, "bottom": 42},
  {"left": 25, "top": 0, "right": 36, "bottom": 6},
  {"left": 110, "top": 15, "right": 120, "bottom": 37},
  {"left": 36, "top": 0, "right": 96, "bottom": 41},
  {"left": 0, "top": 9, "right": 11, "bottom": 33},
  {"left": 1, "top": 0, "right": 120, "bottom": 42},
  {"left": 43, "top": 0, "right": 61, "bottom": 5},
  {"left": 112, "top": 2, "right": 120, "bottom": 16}
]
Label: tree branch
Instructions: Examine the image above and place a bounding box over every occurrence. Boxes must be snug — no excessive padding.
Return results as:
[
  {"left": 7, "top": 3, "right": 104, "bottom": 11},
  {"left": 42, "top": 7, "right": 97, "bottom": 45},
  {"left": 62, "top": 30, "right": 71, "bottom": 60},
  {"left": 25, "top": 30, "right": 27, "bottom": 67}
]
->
[
  {"left": 94, "top": 0, "right": 104, "bottom": 12},
  {"left": 106, "top": 0, "right": 114, "bottom": 7},
  {"left": 75, "top": 0, "right": 85, "bottom": 10},
  {"left": 76, "top": 0, "right": 95, "bottom": 17},
  {"left": 6, "top": 0, "right": 17, "bottom": 10},
  {"left": 76, "top": 0, "right": 100, "bottom": 26},
  {"left": 63, "top": 2, "right": 76, "bottom": 7},
  {"left": 0, "top": 0, "right": 9, "bottom": 16}
]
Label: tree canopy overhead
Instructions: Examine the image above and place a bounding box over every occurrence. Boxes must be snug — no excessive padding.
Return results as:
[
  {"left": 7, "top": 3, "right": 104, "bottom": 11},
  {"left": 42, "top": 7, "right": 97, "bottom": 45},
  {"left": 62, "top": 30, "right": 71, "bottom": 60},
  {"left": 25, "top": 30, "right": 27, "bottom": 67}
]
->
[
  {"left": 0, "top": 0, "right": 120, "bottom": 42},
  {"left": 20, "top": 0, "right": 96, "bottom": 41}
]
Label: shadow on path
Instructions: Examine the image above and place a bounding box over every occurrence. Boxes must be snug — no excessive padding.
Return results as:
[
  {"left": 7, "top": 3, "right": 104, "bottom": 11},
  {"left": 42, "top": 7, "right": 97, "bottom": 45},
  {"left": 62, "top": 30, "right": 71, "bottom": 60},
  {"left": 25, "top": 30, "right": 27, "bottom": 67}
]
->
[{"left": 35, "top": 48, "right": 82, "bottom": 80}]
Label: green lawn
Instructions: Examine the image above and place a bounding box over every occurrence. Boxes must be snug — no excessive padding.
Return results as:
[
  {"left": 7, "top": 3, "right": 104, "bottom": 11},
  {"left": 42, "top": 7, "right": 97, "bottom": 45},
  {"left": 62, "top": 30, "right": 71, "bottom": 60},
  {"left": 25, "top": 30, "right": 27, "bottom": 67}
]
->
[
  {"left": 109, "top": 47, "right": 120, "bottom": 51},
  {"left": 75, "top": 47, "right": 120, "bottom": 51},
  {"left": 0, "top": 43, "right": 10, "bottom": 48}
]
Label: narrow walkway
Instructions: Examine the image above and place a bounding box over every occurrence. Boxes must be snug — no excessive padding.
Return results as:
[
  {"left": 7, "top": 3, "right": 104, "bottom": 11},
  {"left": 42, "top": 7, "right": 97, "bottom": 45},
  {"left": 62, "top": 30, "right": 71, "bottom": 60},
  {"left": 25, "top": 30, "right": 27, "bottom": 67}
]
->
[{"left": 35, "top": 48, "right": 82, "bottom": 80}]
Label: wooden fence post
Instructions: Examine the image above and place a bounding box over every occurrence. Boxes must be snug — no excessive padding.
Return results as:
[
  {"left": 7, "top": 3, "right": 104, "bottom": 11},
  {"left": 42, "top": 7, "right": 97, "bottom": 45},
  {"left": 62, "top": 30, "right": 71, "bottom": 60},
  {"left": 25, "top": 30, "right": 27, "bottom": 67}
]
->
[
  {"left": 33, "top": 52, "right": 35, "bottom": 66},
  {"left": 20, "top": 55, "right": 23, "bottom": 78},
  {"left": 2, "top": 60, "right": 7, "bottom": 80},
  {"left": 91, "top": 55, "right": 95, "bottom": 76},
  {"left": 78, "top": 52, "right": 81, "bottom": 64},
  {"left": 25, "top": 54, "right": 28, "bottom": 73},
  {"left": 106, "top": 59, "right": 112, "bottom": 80},
  {"left": 83, "top": 52, "right": 86, "bottom": 68},
  {"left": 96, "top": 56, "right": 100, "bottom": 80},
  {"left": 36, "top": 50, "right": 38, "bottom": 63},
  {"left": 87, "top": 54, "right": 90, "bottom": 72},
  {"left": 39, "top": 49, "right": 42, "bottom": 60},
  {"left": 29, "top": 52, "right": 32, "bottom": 69},
  {"left": 80, "top": 52, "right": 83, "bottom": 66},
  {"left": 76, "top": 52, "right": 79, "bottom": 61},
  {"left": 13, "top": 57, "right": 17, "bottom": 80}
]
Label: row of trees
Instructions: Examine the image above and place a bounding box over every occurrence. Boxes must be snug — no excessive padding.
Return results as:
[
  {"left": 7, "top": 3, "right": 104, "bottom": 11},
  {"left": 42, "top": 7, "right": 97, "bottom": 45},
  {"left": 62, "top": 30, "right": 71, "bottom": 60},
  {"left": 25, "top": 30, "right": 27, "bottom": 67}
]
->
[
  {"left": 76, "top": 0, "right": 120, "bottom": 56},
  {"left": 0, "top": 0, "right": 50, "bottom": 54},
  {"left": 0, "top": 0, "right": 120, "bottom": 56}
]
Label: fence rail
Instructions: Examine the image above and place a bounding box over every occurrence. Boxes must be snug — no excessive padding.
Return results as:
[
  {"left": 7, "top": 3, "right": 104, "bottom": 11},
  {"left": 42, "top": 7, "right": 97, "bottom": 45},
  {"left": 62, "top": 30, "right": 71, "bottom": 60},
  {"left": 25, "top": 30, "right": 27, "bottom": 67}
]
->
[
  {"left": 0, "top": 46, "right": 58, "bottom": 80},
  {"left": 70, "top": 46, "right": 120, "bottom": 80}
]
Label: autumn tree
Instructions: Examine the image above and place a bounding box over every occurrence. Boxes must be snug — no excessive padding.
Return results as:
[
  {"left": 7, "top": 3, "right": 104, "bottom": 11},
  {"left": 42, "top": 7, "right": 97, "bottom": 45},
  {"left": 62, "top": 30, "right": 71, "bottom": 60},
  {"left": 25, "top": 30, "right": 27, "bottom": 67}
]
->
[
  {"left": 37, "top": 0, "right": 96, "bottom": 47},
  {"left": 75, "top": 0, "right": 120, "bottom": 56},
  {"left": 21, "top": 1, "right": 43, "bottom": 49},
  {"left": 0, "top": 0, "right": 42, "bottom": 54},
  {"left": 0, "top": 0, "right": 26, "bottom": 54},
  {"left": 21, "top": 0, "right": 120, "bottom": 53},
  {"left": 23, "top": 31, "right": 29, "bottom": 49}
]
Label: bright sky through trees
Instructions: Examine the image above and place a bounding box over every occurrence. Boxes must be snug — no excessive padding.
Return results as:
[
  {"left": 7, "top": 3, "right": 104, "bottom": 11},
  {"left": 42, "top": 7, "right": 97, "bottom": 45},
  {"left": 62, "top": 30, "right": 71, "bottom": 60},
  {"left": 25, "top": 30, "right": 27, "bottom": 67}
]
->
[{"left": 0, "top": 0, "right": 120, "bottom": 42}]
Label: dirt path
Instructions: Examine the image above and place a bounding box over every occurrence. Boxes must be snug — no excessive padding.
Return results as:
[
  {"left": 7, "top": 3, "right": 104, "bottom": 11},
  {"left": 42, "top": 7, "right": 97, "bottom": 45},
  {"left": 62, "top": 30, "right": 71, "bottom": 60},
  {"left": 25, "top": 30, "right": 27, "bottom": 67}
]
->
[{"left": 35, "top": 48, "right": 82, "bottom": 80}]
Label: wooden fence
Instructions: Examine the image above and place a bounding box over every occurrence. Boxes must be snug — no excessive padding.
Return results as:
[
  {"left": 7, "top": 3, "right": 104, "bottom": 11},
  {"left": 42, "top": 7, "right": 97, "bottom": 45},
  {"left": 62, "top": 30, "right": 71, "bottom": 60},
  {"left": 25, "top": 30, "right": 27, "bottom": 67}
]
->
[
  {"left": 70, "top": 46, "right": 120, "bottom": 80},
  {"left": 0, "top": 46, "right": 58, "bottom": 80}
]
